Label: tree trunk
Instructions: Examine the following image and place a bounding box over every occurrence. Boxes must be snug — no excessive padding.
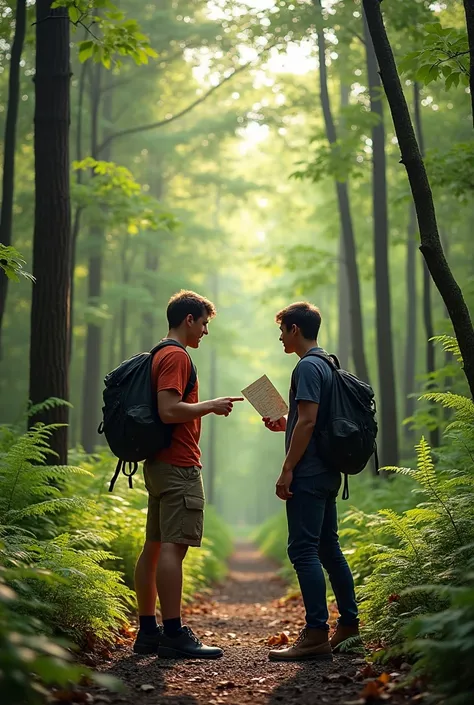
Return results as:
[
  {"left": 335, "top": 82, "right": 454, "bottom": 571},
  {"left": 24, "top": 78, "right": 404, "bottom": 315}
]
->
[
  {"left": 120, "top": 241, "right": 129, "bottom": 362},
  {"left": 463, "top": 0, "right": 474, "bottom": 128},
  {"left": 207, "top": 331, "right": 217, "bottom": 505},
  {"left": 412, "top": 81, "right": 439, "bottom": 447},
  {"left": 0, "top": 0, "right": 27, "bottom": 356},
  {"left": 81, "top": 65, "right": 112, "bottom": 452},
  {"left": 141, "top": 170, "right": 164, "bottom": 351},
  {"left": 28, "top": 1, "right": 71, "bottom": 464},
  {"left": 206, "top": 187, "right": 221, "bottom": 505},
  {"left": 337, "top": 235, "right": 351, "bottom": 370},
  {"left": 337, "top": 83, "right": 351, "bottom": 370},
  {"left": 314, "top": 0, "right": 370, "bottom": 385},
  {"left": 403, "top": 203, "right": 417, "bottom": 444},
  {"left": 69, "top": 58, "right": 89, "bottom": 364},
  {"left": 363, "top": 12, "right": 399, "bottom": 467},
  {"left": 363, "top": 0, "right": 474, "bottom": 400}
]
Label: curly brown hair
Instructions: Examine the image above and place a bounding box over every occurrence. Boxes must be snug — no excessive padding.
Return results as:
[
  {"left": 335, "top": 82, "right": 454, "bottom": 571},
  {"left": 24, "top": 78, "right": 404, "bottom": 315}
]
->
[
  {"left": 167, "top": 290, "right": 217, "bottom": 328},
  {"left": 275, "top": 301, "right": 321, "bottom": 340}
]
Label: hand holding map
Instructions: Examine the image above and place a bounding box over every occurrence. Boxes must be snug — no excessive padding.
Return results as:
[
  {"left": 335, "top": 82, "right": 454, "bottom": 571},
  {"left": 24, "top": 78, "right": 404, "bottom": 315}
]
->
[{"left": 241, "top": 375, "right": 288, "bottom": 422}]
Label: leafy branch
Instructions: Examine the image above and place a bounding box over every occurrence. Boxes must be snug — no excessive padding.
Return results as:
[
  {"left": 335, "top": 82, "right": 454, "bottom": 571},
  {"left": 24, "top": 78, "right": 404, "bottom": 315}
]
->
[{"left": 97, "top": 42, "right": 278, "bottom": 155}]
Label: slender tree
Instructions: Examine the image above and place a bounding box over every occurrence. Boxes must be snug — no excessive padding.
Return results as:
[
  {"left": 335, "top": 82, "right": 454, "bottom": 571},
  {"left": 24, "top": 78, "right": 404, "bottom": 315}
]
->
[
  {"left": 363, "top": 12, "right": 399, "bottom": 466},
  {"left": 314, "top": 0, "right": 370, "bottom": 384},
  {"left": 81, "top": 66, "right": 113, "bottom": 451},
  {"left": 28, "top": 0, "right": 72, "bottom": 463},
  {"left": 337, "top": 83, "right": 351, "bottom": 370},
  {"left": 141, "top": 169, "right": 164, "bottom": 351},
  {"left": 0, "top": 0, "right": 27, "bottom": 355},
  {"left": 413, "top": 82, "right": 439, "bottom": 447},
  {"left": 463, "top": 0, "right": 474, "bottom": 128},
  {"left": 363, "top": 0, "right": 474, "bottom": 399},
  {"left": 403, "top": 203, "right": 417, "bottom": 444}
]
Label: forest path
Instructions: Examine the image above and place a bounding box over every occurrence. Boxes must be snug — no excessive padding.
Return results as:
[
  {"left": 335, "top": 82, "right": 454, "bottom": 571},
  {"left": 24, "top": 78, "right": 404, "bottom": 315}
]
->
[{"left": 90, "top": 541, "right": 370, "bottom": 705}]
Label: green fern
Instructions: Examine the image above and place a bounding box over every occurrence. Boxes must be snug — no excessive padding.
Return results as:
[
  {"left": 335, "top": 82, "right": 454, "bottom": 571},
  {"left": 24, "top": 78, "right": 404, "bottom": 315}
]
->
[
  {"left": 420, "top": 392, "right": 474, "bottom": 420},
  {"left": 430, "top": 334, "right": 463, "bottom": 363},
  {"left": 27, "top": 397, "right": 73, "bottom": 419}
]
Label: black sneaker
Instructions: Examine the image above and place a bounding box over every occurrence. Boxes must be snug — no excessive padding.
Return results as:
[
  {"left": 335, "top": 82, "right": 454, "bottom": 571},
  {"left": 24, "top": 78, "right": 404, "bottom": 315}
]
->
[
  {"left": 157, "top": 626, "right": 223, "bottom": 660},
  {"left": 133, "top": 626, "right": 163, "bottom": 655}
]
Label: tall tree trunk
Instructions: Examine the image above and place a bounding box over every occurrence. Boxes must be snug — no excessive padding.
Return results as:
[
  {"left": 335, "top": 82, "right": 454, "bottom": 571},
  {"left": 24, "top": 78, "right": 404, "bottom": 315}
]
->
[
  {"left": 363, "top": 13, "right": 399, "bottom": 467},
  {"left": 69, "top": 58, "right": 89, "bottom": 364},
  {"left": 337, "top": 236, "right": 350, "bottom": 370},
  {"left": 28, "top": 0, "right": 71, "bottom": 463},
  {"left": 463, "top": 0, "right": 474, "bottom": 128},
  {"left": 81, "top": 66, "right": 112, "bottom": 451},
  {"left": 413, "top": 81, "right": 440, "bottom": 447},
  {"left": 206, "top": 187, "right": 221, "bottom": 505},
  {"left": 120, "top": 239, "right": 130, "bottom": 362},
  {"left": 363, "top": 0, "right": 474, "bottom": 399},
  {"left": 337, "top": 83, "right": 351, "bottom": 370},
  {"left": 141, "top": 170, "right": 164, "bottom": 351},
  {"left": 403, "top": 203, "right": 417, "bottom": 444},
  {"left": 0, "top": 0, "right": 27, "bottom": 356},
  {"left": 314, "top": 0, "right": 370, "bottom": 385}
]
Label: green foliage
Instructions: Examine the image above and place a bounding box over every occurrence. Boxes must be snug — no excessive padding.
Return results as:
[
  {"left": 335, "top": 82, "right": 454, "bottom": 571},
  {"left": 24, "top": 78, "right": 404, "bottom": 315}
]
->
[
  {"left": 426, "top": 142, "right": 474, "bottom": 200},
  {"left": 51, "top": 0, "right": 158, "bottom": 68},
  {"left": 73, "top": 158, "right": 178, "bottom": 234},
  {"left": 404, "top": 553, "right": 474, "bottom": 705},
  {"left": 0, "top": 244, "right": 35, "bottom": 283},
  {"left": 399, "top": 24, "right": 469, "bottom": 89},
  {"left": 292, "top": 108, "right": 380, "bottom": 184},
  {"left": 0, "top": 566, "right": 90, "bottom": 705},
  {"left": 0, "top": 425, "right": 232, "bottom": 698}
]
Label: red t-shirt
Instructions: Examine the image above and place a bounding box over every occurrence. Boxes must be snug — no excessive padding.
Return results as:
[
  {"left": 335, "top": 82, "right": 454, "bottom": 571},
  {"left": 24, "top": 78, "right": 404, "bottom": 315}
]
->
[{"left": 152, "top": 346, "right": 201, "bottom": 468}]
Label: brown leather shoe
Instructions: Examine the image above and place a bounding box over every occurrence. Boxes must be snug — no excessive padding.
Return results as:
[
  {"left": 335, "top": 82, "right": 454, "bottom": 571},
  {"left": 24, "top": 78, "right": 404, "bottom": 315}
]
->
[
  {"left": 330, "top": 623, "right": 361, "bottom": 652},
  {"left": 269, "top": 626, "right": 333, "bottom": 662}
]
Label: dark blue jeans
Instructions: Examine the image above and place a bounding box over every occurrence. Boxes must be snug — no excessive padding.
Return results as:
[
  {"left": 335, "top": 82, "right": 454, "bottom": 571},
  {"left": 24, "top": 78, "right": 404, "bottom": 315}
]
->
[{"left": 286, "top": 471, "right": 358, "bottom": 631}]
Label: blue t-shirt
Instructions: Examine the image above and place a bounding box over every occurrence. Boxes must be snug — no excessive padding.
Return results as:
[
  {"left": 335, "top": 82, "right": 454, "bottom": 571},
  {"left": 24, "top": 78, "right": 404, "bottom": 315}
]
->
[{"left": 285, "top": 347, "right": 333, "bottom": 477}]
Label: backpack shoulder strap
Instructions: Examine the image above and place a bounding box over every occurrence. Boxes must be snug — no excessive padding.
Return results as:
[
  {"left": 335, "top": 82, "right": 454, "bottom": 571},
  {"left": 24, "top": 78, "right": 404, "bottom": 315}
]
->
[
  {"left": 150, "top": 340, "right": 197, "bottom": 400},
  {"left": 290, "top": 350, "right": 339, "bottom": 394},
  {"left": 302, "top": 349, "right": 341, "bottom": 370}
]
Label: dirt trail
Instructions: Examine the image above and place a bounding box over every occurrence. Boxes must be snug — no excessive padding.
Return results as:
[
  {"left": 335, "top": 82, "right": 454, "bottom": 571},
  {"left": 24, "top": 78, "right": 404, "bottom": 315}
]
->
[{"left": 91, "top": 541, "right": 368, "bottom": 705}]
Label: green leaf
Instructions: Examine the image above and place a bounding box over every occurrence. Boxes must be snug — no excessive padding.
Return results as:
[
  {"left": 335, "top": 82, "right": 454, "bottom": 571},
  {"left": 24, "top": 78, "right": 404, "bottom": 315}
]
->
[
  {"left": 68, "top": 5, "right": 81, "bottom": 24},
  {"left": 445, "top": 72, "right": 460, "bottom": 90},
  {"left": 78, "top": 40, "right": 94, "bottom": 63}
]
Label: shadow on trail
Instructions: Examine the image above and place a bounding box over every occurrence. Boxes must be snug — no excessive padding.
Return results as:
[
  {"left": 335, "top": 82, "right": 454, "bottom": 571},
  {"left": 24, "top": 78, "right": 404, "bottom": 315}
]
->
[
  {"left": 102, "top": 652, "right": 199, "bottom": 705},
  {"left": 268, "top": 656, "right": 361, "bottom": 705}
]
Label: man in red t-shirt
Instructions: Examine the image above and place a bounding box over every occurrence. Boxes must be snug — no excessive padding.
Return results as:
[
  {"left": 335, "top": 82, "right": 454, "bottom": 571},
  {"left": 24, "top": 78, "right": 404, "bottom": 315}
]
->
[{"left": 133, "top": 290, "right": 243, "bottom": 659}]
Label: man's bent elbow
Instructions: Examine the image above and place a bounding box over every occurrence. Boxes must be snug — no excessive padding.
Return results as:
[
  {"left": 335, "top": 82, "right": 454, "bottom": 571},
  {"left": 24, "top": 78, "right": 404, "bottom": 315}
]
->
[
  {"left": 158, "top": 407, "right": 175, "bottom": 424},
  {"left": 299, "top": 418, "right": 316, "bottom": 432}
]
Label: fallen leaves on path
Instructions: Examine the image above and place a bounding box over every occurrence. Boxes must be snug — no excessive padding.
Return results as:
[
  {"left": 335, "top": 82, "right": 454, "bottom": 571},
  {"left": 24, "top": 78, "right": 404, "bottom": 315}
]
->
[{"left": 266, "top": 631, "right": 289, "bottom": 646}]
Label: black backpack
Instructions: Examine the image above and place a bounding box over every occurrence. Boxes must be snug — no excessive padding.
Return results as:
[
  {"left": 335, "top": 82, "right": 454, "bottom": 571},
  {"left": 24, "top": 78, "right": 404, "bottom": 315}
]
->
[
  {"left": 292, "top": 350, "right": 378, "bottom": 499},
  {"left": 98, "top": 340, "right": 197, "bottom": 492}
]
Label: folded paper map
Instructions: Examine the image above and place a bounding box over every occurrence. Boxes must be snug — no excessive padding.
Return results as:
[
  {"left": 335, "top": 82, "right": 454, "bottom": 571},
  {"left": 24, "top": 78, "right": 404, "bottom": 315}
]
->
[{"left": 241, "top": 375, "right": 288, "bottom": 422}]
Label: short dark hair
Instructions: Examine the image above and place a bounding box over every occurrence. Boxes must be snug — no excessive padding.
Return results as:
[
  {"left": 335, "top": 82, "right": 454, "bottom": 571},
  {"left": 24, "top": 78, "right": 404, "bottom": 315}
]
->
[
  {"left": 167, "top": 290, "right": 216, "bottom": 328},
  {"left": 275, "top": 301, "right": 322, "bottom": 340}
]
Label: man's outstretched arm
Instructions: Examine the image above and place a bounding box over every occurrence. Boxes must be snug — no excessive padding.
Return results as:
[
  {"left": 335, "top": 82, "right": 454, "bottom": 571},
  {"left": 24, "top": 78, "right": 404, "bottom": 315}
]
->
[{"left": 158, "top": 390, "right": 243, "bottom": 423}]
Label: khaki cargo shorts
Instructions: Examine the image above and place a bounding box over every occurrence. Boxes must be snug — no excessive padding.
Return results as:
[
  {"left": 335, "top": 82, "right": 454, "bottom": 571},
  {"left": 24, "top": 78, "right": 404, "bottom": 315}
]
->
[{"left": 143, "top": 460, "right": 205, "bottom": 547}]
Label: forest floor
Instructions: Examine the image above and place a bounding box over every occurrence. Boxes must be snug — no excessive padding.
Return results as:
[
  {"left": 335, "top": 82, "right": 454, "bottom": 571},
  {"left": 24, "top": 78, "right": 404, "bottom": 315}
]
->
[{"left": 76, "top": 542, "right": 425, "bottom": 705}]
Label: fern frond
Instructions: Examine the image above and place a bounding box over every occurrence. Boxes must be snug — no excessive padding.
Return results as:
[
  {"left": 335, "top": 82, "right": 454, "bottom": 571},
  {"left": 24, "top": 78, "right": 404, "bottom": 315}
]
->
[
  {"left": 430, "top": 335, "right": 463, "bottom": 363},
  {"left": 27, "top": 397, "right": 73, "bottom": 418},
  {"left": 421, "top": 393, "right": 474, "bottom": 421},
  {"left": 6, "top": 497, "right": 93, "bottom": 521},
  {"left": 414, "top": 438, "right": 437, "bottom": 492}
]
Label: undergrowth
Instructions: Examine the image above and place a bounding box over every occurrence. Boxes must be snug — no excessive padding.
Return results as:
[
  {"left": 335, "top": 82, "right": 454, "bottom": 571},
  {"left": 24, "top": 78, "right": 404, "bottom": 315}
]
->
[
  {"left": 0, "top": 419, "right": 232, "bottom": 702},
  {"left": 255, "top": 337, "right": 474, "bottom": 703}
]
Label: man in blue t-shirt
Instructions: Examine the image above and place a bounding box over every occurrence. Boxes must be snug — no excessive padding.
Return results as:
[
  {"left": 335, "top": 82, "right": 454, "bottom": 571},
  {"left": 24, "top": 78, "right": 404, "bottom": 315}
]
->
[{"left": 263, "top": 301, "right": 359, "bottom": 662}]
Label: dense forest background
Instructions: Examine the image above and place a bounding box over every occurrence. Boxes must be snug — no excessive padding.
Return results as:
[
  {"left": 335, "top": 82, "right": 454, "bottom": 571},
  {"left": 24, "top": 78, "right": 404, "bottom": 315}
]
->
[
  {"left": 1, "top": 0, "right": 472, "bottom": 526},
  {"left": 1, "top": 1, "right": 474, "bottom": 702}
]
